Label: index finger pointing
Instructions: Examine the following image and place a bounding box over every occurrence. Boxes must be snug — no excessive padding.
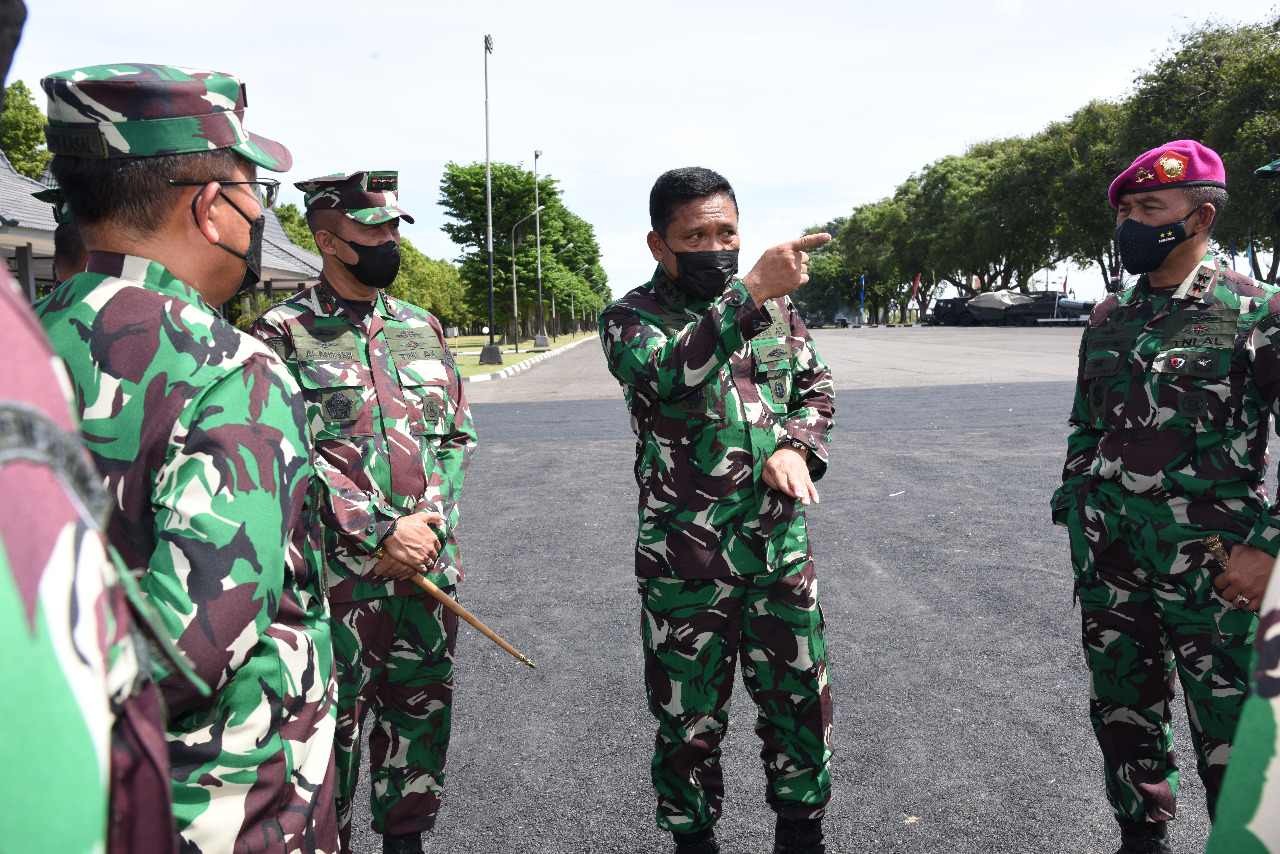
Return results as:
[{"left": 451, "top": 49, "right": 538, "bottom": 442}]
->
[{"left": 788, "top": 233, "right": 832, "bottom": 251}]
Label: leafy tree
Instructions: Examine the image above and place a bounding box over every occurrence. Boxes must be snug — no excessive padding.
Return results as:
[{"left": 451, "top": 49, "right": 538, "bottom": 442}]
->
[
  {"left": 274, "top": 202, "right": 317, "bottom": 253},
  {"left": 438, "top": 160, "right": 607, "bottom": 335},
  {"left": 1, "top": 80, "right": 51, "bottom": 179},
  {"left": 1124, "top": 16, "right": 1280, "bottom": 280}
]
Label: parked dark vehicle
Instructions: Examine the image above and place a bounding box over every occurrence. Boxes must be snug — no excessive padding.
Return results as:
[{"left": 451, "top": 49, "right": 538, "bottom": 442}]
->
[
  {"left": 929, "top": 292, "right": 1095, "bottom": 327},
  {"left": 807, "top": 314, "right": 825, "bottom": 328},
  {"left": 834, "top": 317, "right": 850, "bottom": 328},
  {"left": 929, "top": 298, "right": 969, "bottom": 326},
  {"left": 1005, "top": 292, "right": 1097, "bottom": 326}
]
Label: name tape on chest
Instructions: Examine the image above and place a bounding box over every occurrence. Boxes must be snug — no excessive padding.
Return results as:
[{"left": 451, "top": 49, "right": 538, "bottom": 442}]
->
[{"left": 296, "top": 326, "right": 359, "bottom": 362}]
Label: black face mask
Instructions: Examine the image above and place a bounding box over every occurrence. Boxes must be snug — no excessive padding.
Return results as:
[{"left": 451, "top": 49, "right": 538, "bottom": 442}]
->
[
  {"left": 193, "top": 189, "right": 263, "bottom": 297},
  {"left": 1116, "top": 204, "right": 1203, "bottom": 275},
  {"left": 663, "top": 236, "right": 738, "bottom": 300},
  {"left": 333, "top": 236, "right": 401, "bottom": 289}
]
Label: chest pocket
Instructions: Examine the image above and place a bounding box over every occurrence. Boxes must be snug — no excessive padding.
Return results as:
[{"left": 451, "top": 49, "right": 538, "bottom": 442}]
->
[
  {"left": 1150, "top": 308, "right": 1240, "bottom": 429},
  {"left": 1151, "top": 346, "right": 1236, "bottom": 428},
  {"left": 385, "top": 325, "right": 454, "bottom": 437},
  {"left": 753, "top": 339, "right": 793, "bottom": 409},
  {"left": 294, "top": 326, "right": 373, "bottom": 440},
  {"left": 1083, "top": 321, "right": 1139, "bottom": 429}
]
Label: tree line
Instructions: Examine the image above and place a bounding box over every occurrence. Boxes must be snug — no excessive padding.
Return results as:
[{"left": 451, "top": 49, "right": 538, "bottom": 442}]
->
[{"left": 795, "top": 14, "right": 1280, "bottom": 324}]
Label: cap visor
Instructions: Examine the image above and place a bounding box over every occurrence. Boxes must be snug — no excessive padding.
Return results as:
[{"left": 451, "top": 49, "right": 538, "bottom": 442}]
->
[
  {"left": 344, "top": 206, "right": 415, "bottom": 225},
  {"left": 232, "top": 131, "right": 292, "bottom": 173},
  {"left": 1255, "top": 157, "right": 1280, "bottom": 178}
]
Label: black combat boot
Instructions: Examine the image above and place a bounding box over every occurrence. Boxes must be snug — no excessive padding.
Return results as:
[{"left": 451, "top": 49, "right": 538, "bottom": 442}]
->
[
  {"left": 671, "top": 827, "right": 720, "bottom": 854},
  {"left": 774, "top": 816, "right": 825, "bottom": 854},
  {"left": 383, "top": 831, "right": 424, "bottom": 854},
  {"left": 1114, "top": 817, "right": 1171, "bottom": 854}
]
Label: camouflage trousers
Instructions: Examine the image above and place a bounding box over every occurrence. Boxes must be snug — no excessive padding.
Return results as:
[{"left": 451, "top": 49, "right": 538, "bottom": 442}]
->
[
  {"left": 639, "top": 558, "right": 833, "bottom": 835},
  {"left": 1079, "top": 537, "right": 1257, "bottom": 823},
  {"left": 331, "top": 591, "right": 456, "bottom": 852}
]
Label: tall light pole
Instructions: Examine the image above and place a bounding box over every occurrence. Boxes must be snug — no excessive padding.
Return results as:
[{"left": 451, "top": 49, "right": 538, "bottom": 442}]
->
[
  {"left": 533, "top": 150, "right": 548, "bottom": 348},
  {"left": 479, "top": 35, "right": 502, "bottom": 364},
  {"left": 570, "top": 264, "right": 587, "bottom": 335},
  {"left": 509, "top": 205, "right": 544, "bottom": 355}
]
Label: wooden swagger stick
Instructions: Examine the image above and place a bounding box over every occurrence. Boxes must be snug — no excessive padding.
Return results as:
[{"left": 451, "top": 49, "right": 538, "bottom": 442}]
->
[{"left": 410, "top": 573, "right": 537, "bottom": 670}]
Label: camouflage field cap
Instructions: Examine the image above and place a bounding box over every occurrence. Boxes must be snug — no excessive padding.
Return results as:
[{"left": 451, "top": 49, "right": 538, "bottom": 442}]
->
[
  {"left": 40, "top": 63, "right": 291, "bottom": 172},
  {"left": 31, "top": 186, "right": 71, "bottom": 224},
  {"left": 295, "top": 171, "right": 415, "bottom": 225}
]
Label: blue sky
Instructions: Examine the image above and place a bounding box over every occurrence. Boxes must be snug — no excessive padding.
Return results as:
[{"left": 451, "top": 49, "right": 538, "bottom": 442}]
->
[{"left": 9, "top": 0, "right": 1279, "bottom": 303}]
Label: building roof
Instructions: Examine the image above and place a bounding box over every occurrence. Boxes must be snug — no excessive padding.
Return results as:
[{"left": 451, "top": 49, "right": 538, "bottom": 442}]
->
[
  {"left": 262, "top": 210, "right": 321, "bottom": 282},
  {"left": 0, "top": 149, "right": 57, "bottom": 242}
]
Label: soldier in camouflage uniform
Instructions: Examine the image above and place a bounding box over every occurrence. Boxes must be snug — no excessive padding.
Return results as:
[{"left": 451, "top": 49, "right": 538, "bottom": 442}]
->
[
  {"left": 1052, "top": 140, "right": 1278, "bottom": 854},
  {"left": 599, "top": 167, "right": 835, "bottom": 854},
  {"left": 1205, "top": 153, "right": 1280, "bottom": 854},
  {"left": 250, "top": 172, "right": 477, "bottom": 854},
  {"left": 34, "top": 64, "right": 338, "bottom": 854},
  {"left": 0, "top": 20, "right": 177, "bottom": 850}
]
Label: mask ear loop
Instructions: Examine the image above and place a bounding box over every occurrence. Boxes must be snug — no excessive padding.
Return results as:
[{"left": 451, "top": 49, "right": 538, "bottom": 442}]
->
[
  {"left": 187, "top": 181, "right": 253, "bottom": 261},
  {"left": 658, "top": 234, "right": 681, "bottom": 278},
  {"left": 1182, "top": 203, "right": 1206, "bottom": 240}
]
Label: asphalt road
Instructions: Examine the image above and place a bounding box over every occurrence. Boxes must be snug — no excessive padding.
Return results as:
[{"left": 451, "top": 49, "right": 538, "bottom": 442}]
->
[{"left": 349, "top": 328, "right": 1216, "bottom": 854}]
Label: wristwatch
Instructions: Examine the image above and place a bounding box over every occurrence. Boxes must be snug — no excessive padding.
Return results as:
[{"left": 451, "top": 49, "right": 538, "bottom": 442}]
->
[
  {"left": 778, "top": 437, "right": 809, "bottom": 456},
  {"left": 372, "top": 518, "right": 399, "bottom": 560}
]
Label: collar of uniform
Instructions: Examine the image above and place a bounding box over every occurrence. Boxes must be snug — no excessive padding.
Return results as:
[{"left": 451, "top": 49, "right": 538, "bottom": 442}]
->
[
  {"left": 316, "top": 275, "right": 392, "bottom": 319},
  {"left": 650, "top": 265, "right": 688, "bottom": 309},
  {"left": 649, "top": 264, "right": 724, "bottom": 312},
  {"left": 84, "top": 251, "right": 212, "bottom": 313},
  {"left": 1168, "top": 251, "right": 1218, "bottom": 303}
]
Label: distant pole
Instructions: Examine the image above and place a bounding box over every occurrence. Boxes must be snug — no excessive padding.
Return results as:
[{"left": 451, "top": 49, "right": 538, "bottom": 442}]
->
[
  {"left": 534, "top": 150, "right": 549, "bottom": 348},
  {"left": 509, "top": 205, "right": 544, "bottom": 355},
  {"left": 859, "top": 274, "right": 865, "bottom": 325},
  {"left": 479, "top": 35, "right": 502, "bottom": 365}
]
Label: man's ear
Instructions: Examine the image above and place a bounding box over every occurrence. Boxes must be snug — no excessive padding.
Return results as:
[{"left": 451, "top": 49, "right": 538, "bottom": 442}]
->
[
  {"left": 191, "top": 182, "right": 222, "bottom": 246},
  {"left": 646, "top": 230, "right": 663, "bottom": 262},
  {"left": 1194, "top": 202, "right": 1216, "bottom": 235},
  {"left": 314, "top": 227, "right": 340, "bottom": 258}
]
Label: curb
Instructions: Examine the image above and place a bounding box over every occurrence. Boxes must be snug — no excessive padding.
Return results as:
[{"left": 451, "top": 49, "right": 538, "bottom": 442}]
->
[{"left": 462, "top": 336, "right": 595, "bottom": 383}]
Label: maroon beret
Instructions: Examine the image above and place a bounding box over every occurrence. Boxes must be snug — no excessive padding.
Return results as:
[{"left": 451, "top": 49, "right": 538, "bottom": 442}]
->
[{"left": 1108, "top": 140, "right": 1226, "bottom": 209}]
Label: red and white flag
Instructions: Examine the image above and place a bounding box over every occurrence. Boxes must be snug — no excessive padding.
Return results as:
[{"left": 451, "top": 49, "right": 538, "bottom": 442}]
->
[{"left": 911, "top": 274, "right": 921, "bottom": 303}]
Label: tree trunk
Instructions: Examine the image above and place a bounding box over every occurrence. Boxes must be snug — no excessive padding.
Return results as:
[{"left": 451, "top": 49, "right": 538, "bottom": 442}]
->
[{"left": 1268, "top": 248, "right": 1280, "bottom": 285}]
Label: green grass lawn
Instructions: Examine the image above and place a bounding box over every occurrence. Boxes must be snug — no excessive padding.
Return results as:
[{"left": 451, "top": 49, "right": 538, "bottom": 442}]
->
[{"left": 446, "top": 330, "right": 598, "bottom": 377}]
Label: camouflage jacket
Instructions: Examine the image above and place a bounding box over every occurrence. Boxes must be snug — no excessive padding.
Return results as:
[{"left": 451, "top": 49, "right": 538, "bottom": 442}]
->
[
  {"left": 1, "top": 275, "right": 177, "bottom": 854},
  {"left": 600, "top": 266, "right": 834, "bottom": 579},
  {"left": 1052, "top": 252, "right": 1280, "bottom": 578},
  {"left": 36, "top": 253, "right": 337, "bottom": 853},
  {"left": 250, "top": 279, "right": 476, "bottom": 602}
]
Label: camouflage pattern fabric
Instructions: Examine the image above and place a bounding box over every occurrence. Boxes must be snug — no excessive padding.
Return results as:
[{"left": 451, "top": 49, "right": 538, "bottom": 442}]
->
[
  {"left": 1052, "top": 252, "right": 1279, "bottom": 827},
  {"left": 601, "top": 266, "right": 835, "bottom": 834},
  {"left": 251, "top": 279, "right": 475, "bottom": 850},
  {"left": 1080, "top": 538, "right": 1254, "bottom": 823},
  {"left": 36, "top": 252, "right": 338, "bottom": 854},
  {"left": 1052, "top": 253, "right": 1280, "bottom": 579},
  {"left": 330, "top": 593, "right": 456, "bottom": 849},
  {"left": 640, "top": 559, "right": 832, "bottom": 834},
  {"left": 40, "top": 63, "right": 290, "bottom": 171},
  {"left": 250, "top": 279, "right": 477, "bottom": 602},
  {"left": 599, "top": 266, "right": 834, "bottom": 580},
  {"left": 1207, "top": 567, "right": 1280, "bottom": 853},
  {"left": 0, "top": 275, "right": 174, "bottom": 854},
  {"left": 295, "top": 170, "right": 415, "bottom": 226}
]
